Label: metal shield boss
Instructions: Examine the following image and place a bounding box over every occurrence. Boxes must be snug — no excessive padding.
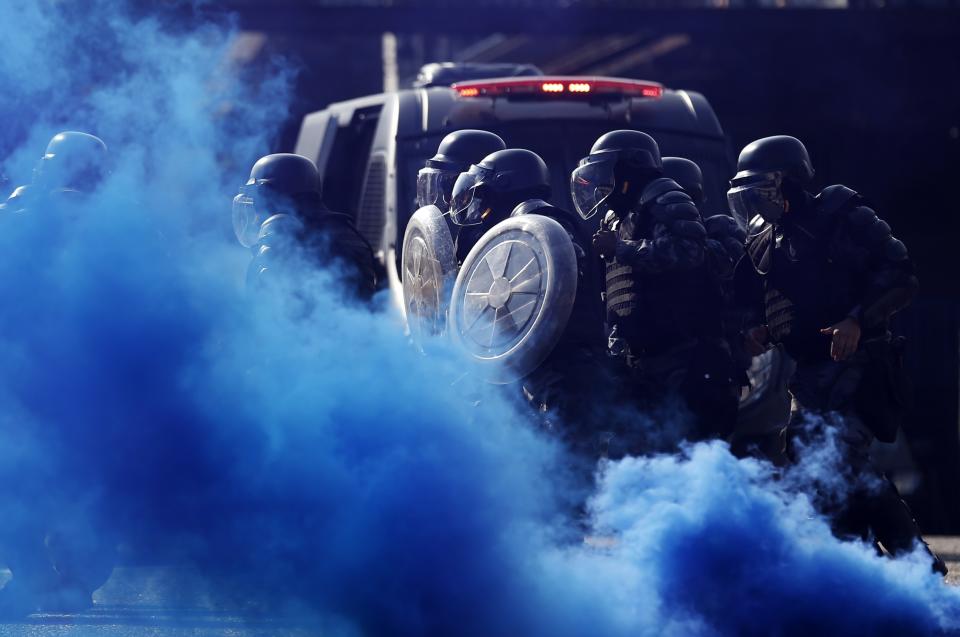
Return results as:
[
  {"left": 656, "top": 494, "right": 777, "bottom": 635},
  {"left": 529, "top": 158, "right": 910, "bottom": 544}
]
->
[
  {"left": 402, "top": 205, "right": 458, "bottom": 345},
  {"left": 449, "top": 214, "right": 578, "bottom": 384}
]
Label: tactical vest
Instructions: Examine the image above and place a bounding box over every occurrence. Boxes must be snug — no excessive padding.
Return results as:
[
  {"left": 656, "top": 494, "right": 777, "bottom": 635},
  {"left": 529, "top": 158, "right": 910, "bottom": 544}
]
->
[
  {"left": 603, "top": 193, "right": 719, "bottom": 355},
  {"left": 746, "top": 186, "right": 865, "bottom": 361}
]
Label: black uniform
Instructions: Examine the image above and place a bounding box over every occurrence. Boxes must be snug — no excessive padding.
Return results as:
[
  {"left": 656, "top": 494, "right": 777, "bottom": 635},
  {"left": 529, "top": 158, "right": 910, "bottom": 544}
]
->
[
  {"left": 704, "top": 214, "right": 750, "bottom": 393},
  {"left": 604, "top": 178, "right": 735, "bottom": 447},
  {"left": 738, "top": 185, "right": 937, "bottom": 561},
  {"left": 571, "top": 131, "right": 733, "bottom": 451},
  {"left": 247, "top": 210, "right": 378, "bottom": 303},
  {"left": 0, "top": 132, "right": 115, "bottom": 617},
  {"left": 729, "top": 135, "right": 942, "bottom": 572},
  {"left": 511, "top": 201, "right": 612, "bottom": 460},
  {"left": 234, "top": 153, "right": 377, "bottom": 303}
]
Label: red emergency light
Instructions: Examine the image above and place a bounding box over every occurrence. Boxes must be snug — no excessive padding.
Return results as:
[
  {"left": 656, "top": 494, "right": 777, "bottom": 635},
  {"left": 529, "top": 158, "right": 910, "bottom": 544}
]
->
[{"left": 451, "top": 77, "right": 664, "bottom": 99}]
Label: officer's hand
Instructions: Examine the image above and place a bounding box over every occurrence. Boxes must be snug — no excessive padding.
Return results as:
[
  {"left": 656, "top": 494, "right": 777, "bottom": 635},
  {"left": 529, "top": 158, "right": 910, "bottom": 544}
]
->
[
  {"left": 820, "top": 318, "right": 861, "bottom": 361},
  {"left": 743, "top": 326, "right": 769, "bottom": 357},
  {"left": 593, "top": 230, "right": 618, "bottom": 261}
]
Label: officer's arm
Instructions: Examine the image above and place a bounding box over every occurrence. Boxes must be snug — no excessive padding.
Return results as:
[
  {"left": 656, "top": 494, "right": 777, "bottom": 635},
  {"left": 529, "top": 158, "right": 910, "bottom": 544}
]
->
[
  {"left": 841, "top": 205, "right": 918, "bottom": 327},
  {"left": 704, "top": 215, "right": 747, "bottom": 282},
  {"left": 614, "top": 192, "right": 706, "bottom": 273}
]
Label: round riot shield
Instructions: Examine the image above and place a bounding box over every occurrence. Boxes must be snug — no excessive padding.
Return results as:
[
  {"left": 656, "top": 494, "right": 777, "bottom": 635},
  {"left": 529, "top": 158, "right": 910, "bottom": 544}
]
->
[
  {"left": 449, "top": 214, "right": 577, "bottom": 384},
  {"left": 402, "top": 205, "right": 457, "bottom": 345}
]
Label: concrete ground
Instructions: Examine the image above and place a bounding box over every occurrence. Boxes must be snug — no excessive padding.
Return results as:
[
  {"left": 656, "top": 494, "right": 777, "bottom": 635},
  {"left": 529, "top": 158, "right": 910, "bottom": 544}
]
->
[
  {"left": 931, "top": 536, "right": 960, "bottom": 585},
  {"left": 0, "top": 538, "right": 958, "bottom": 635}
]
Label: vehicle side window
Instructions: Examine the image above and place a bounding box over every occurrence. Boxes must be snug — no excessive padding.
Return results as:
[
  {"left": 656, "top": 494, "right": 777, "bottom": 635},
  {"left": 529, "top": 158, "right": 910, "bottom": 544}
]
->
[{"left": 322, "top": 105, "right": 382, "bottom": 218}]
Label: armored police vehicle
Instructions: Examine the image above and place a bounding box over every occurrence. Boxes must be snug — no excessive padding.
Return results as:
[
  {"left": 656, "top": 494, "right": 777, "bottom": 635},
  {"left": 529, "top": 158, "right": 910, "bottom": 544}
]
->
[
  {"left": 293, "top": 63, "right": 732, "bottom": 292},
  {"left": 293, "top": 63, "right": 789, "bottom": 430}
]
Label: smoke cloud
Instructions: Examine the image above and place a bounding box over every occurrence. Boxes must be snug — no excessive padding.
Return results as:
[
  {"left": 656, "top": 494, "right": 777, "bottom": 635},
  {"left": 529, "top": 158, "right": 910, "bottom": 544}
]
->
[{"left": 0, "top": 1, "right": 958, "bottom": 635}]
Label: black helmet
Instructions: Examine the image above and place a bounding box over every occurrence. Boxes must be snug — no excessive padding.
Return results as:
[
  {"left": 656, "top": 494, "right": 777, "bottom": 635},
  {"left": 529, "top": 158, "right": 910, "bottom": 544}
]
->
[
  {"left": 449, "top": 148, "right": 551, "bottom": 226},
  {"left": 417, "top": 130, "right": 505, "bottom": 208},
  {"left": 571, "top": 129, "right": 662, "bottom": 219},
  {"left": 733, "top": 135, "right": 814, "bottom": 184},
  {"left": 662, "top": 157, "right": 704, "bottom": 206},
  {"left": 34, "top": 131, "right": 109, "bottom": 193},
  {"left": 727, "top": 136, "right": 813, "bottom": 227},
  {"left": 233, "top": 153, "right": 321, "bottom": 248}
]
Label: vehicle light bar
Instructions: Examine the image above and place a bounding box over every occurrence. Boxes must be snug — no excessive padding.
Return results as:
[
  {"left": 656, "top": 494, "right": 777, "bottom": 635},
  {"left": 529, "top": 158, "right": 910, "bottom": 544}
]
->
[{"left": 451, "top": 77, "right": 664, "bottom": 99}]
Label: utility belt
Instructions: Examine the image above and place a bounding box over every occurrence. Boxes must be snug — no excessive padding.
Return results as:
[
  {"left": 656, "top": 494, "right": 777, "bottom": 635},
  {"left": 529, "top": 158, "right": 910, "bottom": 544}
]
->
[
  {"left": 623, "top": 337, "right": 700, "bottom": 376},
  {"left": 621, "top": 337, "right": 734, "bottom": 388}
]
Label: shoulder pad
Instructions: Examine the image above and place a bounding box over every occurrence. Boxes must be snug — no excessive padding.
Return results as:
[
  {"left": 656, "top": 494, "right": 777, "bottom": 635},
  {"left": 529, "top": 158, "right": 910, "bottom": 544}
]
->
[
  {"left": 656, "top": 190, "right": 695, "bottom": 206},
  {"left": 846, "top": 204, "right": 877, "bottom": 227},
  {"left": 654, "top": 201, "right": 701, "bottom": 226},
  {"left": 510, "top": 198, "right": 554, "bottom": 218},
  {"left": 884, "top": 238, "right": 908, "bottom": 261},
  {"left": 258, "top": 213, "right": 304, "bottom": 244},
  {"left": 672, "top": 218, "right": 707, "bottom": 241},
  {"left": 816, "top": 184, "right": 860, "bottom": 215},
  {"left": 865, "top": 216, "right": 892, "bottom": 244},
  {"left": 513, "top": 200, "right": 580, "bottom": 237},
  {"left": 639, "top": 177, "right": 684, "bottom": 208},
  {"left": 704, "top": 214, "right": 746, "bottom": 243}
]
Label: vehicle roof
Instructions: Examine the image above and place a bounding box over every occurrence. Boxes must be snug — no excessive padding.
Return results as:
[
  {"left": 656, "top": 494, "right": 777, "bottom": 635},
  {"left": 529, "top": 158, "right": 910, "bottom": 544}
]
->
[{"left": 309, "top": 82, "right": 725, "bottom": 142}]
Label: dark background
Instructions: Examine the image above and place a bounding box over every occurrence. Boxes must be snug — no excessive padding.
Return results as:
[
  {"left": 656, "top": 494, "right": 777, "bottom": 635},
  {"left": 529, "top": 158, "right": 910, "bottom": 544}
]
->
[{"left": 147, "top": 1, "right": 960, "bottom": 532}]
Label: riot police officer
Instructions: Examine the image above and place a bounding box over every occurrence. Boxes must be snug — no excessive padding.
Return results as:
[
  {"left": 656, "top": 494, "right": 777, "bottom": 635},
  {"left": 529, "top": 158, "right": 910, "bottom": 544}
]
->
[
  {"left": 662, "top": 156, "right": 751, "bottom": 431},
  {"left": 662, "top": 155, "right": 747, "bottom": 282},
  {"left": 729, "top": 135, "right": 945, "bottom": 573},
  {"left": 233, "top": 153, "right": 377, "bottom": 301},
  {"left": 0, "top": 131, "right": 116, "bottom": 617},
  {"left": 416, "top": 129, "right": 505, "bottom": 213},
  {"left": 1, "top": 131, "right": 109, "bottom": 215},
  {"left": 448, "top": 151, "right": 610, "bottom": 497},
  {"left": 401, "top": 131, "right": 507, "bottom": 342},
  {"left": 449, "top": 148, "right": 552, "bottom": 264},
  {"left": 573, "top": 131, "right": 734, "bottom": 449},
  {"left": 508, "top": 196, "right": 612, "bottom": 466}
]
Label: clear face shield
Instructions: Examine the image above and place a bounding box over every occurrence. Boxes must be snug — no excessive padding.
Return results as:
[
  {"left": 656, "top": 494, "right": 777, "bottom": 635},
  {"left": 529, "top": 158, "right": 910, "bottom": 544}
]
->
[
  {"left": 232, "top": 190, "right": 263, "bottom": 248},
  {"left": 416, "top": 167, "right": 459, "bottom": 209},
  {"left": 232, "top": 180, "right": 281, "bottom": 248},
  {"left": 726, "top": 171, "right": 786, "bottom": 229},
  {"left": 570, "top": 156, "right": 616, "bottom": 220},
  {"left": 449, "top": 165, "right": 495, "bottom": 226}
]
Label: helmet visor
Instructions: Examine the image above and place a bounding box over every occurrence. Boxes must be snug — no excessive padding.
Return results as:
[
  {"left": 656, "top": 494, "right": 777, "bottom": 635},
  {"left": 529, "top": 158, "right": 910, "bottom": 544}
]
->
[
  {"left": 727, "top": 171, "right": 785, "bottom": 228},
  {"left": 570, "top": 156, "right": 616, "bottom": 220},
  {"left": 232, "top": 183, "right": 269, "bottom": 248},
  {"left": 416, "top": 167, "right": 459, "bottom": 209},
  {"left": 449, "top": 165, "right": 494, "bottom": 226}
]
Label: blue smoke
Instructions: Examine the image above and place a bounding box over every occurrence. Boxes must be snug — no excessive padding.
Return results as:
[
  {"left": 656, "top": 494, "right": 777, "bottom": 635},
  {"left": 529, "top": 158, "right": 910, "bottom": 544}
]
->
[{"left": 1, "top": 1, "right": 959, "bottom": 635}]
